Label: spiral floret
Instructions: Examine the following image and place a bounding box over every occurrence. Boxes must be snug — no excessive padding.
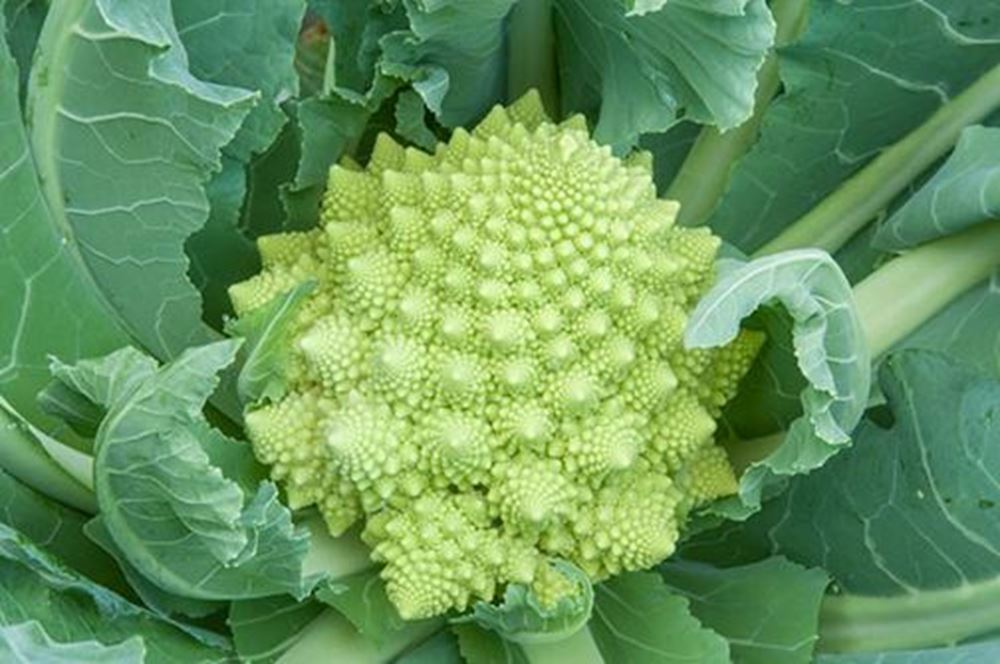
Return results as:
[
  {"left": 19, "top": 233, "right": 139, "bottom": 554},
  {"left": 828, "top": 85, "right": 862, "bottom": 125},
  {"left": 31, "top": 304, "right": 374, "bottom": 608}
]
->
[{"left": 231, "top": 91, "right": 762, "bottom": 619}]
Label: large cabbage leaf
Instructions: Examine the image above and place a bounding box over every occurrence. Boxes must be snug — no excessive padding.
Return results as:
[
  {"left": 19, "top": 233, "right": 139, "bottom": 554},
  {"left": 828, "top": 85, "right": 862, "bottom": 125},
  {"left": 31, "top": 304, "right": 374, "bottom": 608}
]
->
[
  {"left": 0, "top": 510, "right": 229, "bottom": 661},
  {"left": 686, "top": 250, "right": 870, "bottom": 514},
  {"left": 554, "top": 0, "right": 775, "bottom": 149},
  {"left": 48, "top": 341, "right": 316, "bottom": 602},
  {"left": 26, "top": 0, "right": 253, "bottom": 362},
  {"left": 684, "top": 351, "right": 1000, "bottom": 652},
  {"left": 707, "top": 0, "right": 1000, "bottom": 252}
]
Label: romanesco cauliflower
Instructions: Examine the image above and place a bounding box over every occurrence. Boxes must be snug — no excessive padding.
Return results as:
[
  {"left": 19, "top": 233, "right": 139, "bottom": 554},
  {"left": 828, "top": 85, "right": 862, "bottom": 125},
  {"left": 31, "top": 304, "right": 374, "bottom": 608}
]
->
[{"left": 230, "top": 91, "right": 761, "bottom": 620}]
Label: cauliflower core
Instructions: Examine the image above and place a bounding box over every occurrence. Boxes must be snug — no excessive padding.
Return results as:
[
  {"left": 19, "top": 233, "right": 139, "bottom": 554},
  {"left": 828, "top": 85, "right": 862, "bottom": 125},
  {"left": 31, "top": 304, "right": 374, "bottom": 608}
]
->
[{"left": 231, "top": 92, "right": 760, "bottom": 620}]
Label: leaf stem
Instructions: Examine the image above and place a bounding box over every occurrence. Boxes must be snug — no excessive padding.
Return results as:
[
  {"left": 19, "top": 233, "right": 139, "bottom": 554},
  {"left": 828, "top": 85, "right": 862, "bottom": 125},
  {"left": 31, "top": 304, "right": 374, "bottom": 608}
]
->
[
  {"left": 668, "top": 0, "right": 809, "bottom": 226},
  {"left": 506, "top": 0, "right": 558, "bottom": 116},
  {"left": 818, "top": 575, "right": 1000, "bottom": 653},
  {"left": 853, "top": 221, "right": 1000, "bottom": 357},
  {"left": 520, "top": 626, "right": 604, "bottom": 664},
  {"left": 755, "top": 63, "right": 1000, "bottom": 256}
]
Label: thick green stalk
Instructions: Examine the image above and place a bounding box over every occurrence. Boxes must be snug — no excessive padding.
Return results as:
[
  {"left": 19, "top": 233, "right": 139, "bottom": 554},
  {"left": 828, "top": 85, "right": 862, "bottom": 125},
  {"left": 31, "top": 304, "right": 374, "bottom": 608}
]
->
[
  {"left": 520, "top": 626, "right": 605, "bottom": 664},
  {"left": 756, "top": 64, "right": 1000, "bottom": 256},
  {"left": 853, "top": 222, "right": 1000, "bottom": 357},
  {"left": 668, "top": 0, "right": 809, "bottom": 226},
  {"left": 818, "top": 576, "right": 1000, "bottom": 652},
  {"left": 507, "top": 0, "right": 558, "bottom": 115}
]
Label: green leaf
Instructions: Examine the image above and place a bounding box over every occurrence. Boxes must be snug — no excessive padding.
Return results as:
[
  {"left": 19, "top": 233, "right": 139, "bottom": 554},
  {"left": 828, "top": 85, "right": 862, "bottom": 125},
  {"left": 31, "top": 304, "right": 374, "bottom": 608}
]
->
[
  {"left": 0, "top": 4, "right": 133, "bottom": 445},
  {"left": 228, "top": 596, "right": 325, "bottom": 664},
  {"left": 186, "top": 156, "right": 261, "bottom": 331},
  {"left": 740, "top": 350, "right": 1000, "bottom": 595},
  {"left": 295, "top": 94, "right": 380, "bottom": 187},
  {"left": 816, "top": 641, "right": 1000, "bottom": 664},
  {"left": 0, "top": 468, "right": 125, "bottom": 593},
  {"left": 661, "top": 557, "right": 829, "bottom": 664},
  {"left": 175, "top": 0, "right": 307, "bottom": 328},
  {"left": 893, "top": 273, "right": 1000, "bottom": 379},
  {"left": 316, "top": 567, "right": 443, "bottom": 650},
  {"left": 309, "top": 0, "right": 406, "bottom": 97},
  {"left": 227, "top": 281, "right": 315, "bottom": 405},
  {"left": 394, "top": 88, "right": 438, "bottom": 151},
  {"left": 0, "top": 620, "right": 145, "bottom": 663},
  {"left": 316, "top": 568, "right": 410, "bottom": 645},
  {"left": 84, "top": 519, "right": 224, "bottom": 619},
  {"left": 554, "top": 0, "right": 775, "bottom": 148},
  {"left": 0, "top": 521, "right": 230, "bottom": 661},
  {"left": 76, "top": 341, "right": 314, "bottom": 601},
  {"left": 640, "top": 121, "right": 701, "bottom": 195},
  {"left": 242, "top": 120, "right": 305, "bottom": 236},
  {"left": 379, "top": 0, "right": 518, "bottom": 127},
  {"left": 27, "top": 0, "right": 253, "bottom": 363},
  {"left": 453, "top": 624, "right": 528, "bottom": 664},
  {"left": 3, "top": 0, "right": 46, "bottom": 101},
  {"left": 396, "top": 630, "right": 462, "bottom": 664},
  {"left": 874, "top": 126, "right": 1000, "bottom": 250},
  {"left": 714, "top": 307, "right": 805, "bottom": 441},
  {"left": 36, "top": 381, "right": 105, "bottom": 440},
  {"left": 590, "top": 571, "right": 730, "bottom": 663},
  {"left": 48, "top": 348, "right": 157, "bottom": 413},
  {"left": 173, "top": 0, "right": 306, "bottom": 162},
  {"left": 687, "top": 351, "right": 1000, "bottom": 651},
  {"left": 456, "top": 560, "right": 593, "bottom": 645},
  {"left": 709, "top": 0, "right": 1000, "bottom": 252},
  {"left": 685, "top": 251, "right": 871, "bottom": 514}
]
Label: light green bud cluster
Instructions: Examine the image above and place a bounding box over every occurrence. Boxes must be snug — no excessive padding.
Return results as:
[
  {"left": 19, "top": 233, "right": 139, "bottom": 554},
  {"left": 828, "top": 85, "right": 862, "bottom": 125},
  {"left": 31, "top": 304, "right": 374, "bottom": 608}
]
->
[{"left": 232, "top": 91, "right": 761, "bottom": 620}]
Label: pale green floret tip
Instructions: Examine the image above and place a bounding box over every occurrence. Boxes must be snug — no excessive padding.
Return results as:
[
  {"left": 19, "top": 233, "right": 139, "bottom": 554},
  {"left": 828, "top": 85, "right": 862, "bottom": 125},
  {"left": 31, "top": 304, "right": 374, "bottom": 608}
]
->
[{"left": 231, "top": 90, "right": 763, "bottom": 620}]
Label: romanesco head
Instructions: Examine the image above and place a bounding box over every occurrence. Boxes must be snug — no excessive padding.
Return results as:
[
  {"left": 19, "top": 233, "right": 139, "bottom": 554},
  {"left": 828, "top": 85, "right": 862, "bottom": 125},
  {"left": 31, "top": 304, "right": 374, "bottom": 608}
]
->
[{"left": 231, "top": 91, "right": 761, "bottom": 620}]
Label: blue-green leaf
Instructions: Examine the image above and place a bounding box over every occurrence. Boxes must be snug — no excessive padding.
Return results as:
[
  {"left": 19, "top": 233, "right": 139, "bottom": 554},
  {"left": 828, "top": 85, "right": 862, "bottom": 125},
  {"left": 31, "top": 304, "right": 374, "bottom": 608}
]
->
[
  {"left": 554, "top": 0, "right": 775, "bottom": 149},
  {"left": 817, "top": 641, "right": 1000, "bottom": 664},
  {"left": 227, "top": 281, "right": 315, "bottom": 406},
  {"left": 394, "top": 88, "right": 438, "bottom": 151},
  {"left": 686, "top": 351, "right": 1000, "bottom": 651},
  {"left": 228, "top": 596, "right": 325, "bottom": 664},
  {"left": 685, "top": 251, "right": 870, "bottom": 514},
  {"left": 27, "top": 0, "right": 255, "bottom": 367},
  {"left": 0, "top": 3, "right": 133, "bottom": 447},
  {"left": 173, "top": 0, "right": 306, "bottom": 162},
  {"left": 453, "top": 624, "right": 528, "bottom": 664},
  {"left": 709, "top": 0, "right": 1000, "bottom": 252},
  {"left": 84, "top": 519, "right": 224, "bottom": 619},
  {"left": 0, "top": 468, "right": 123, "bottom": 593},
  {"left": 65, "top": 341, "right": 315, "bottom": 601},
  {"left": 591, "top": 571, "right": 730, "bottom": 663},
  {"left": 456, "top": 560, "right": 593, "bottom": 645},
  {"left": 0, "top": 621, "right": 144, "bottom": 664},
  {"left": 379, "top": 0, "right": 517, "bottom": 127},
  {"left": 874, "top": 126, "right": 1000, "bottom": 250},
  {"left": 175, "top": 0, "right": 308, "bottom": 328},
  {"left": 662, "top": 557, "right": 829, "bottom": 664},
  {"left": 0, "top": 522, "right": 230, "bottom": 661},
  {"left": 893, "top": 272, "right": 1000, "bottom": 379}
]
